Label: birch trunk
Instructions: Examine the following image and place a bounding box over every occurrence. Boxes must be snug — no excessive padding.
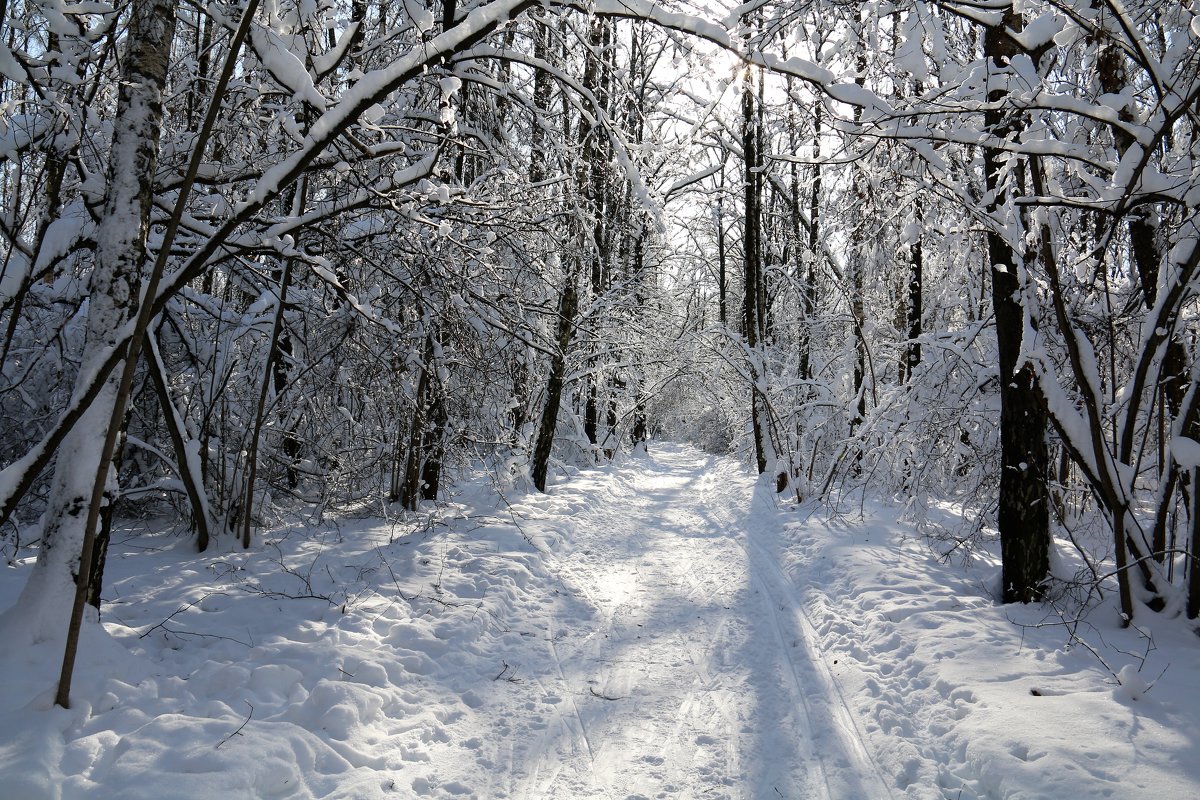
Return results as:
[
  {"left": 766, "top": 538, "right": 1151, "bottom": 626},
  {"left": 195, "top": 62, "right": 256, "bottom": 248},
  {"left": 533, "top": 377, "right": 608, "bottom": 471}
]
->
[{"left": 6, "top": 0, "right": 176, "bottom": 637}]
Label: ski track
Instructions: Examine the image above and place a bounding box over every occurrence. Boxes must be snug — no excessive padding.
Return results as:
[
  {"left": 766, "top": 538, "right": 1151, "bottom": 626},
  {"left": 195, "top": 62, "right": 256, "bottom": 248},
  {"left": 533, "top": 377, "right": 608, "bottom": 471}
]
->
[{"left": 496, "top": 444, "right": 887, "bottom": 800}]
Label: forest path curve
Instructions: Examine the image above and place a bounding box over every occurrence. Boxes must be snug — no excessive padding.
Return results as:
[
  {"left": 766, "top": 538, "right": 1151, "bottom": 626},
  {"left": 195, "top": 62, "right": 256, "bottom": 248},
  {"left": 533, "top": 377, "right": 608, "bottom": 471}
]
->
[{"left": 498, "top": 443, "right": 892, "bottom": 800}]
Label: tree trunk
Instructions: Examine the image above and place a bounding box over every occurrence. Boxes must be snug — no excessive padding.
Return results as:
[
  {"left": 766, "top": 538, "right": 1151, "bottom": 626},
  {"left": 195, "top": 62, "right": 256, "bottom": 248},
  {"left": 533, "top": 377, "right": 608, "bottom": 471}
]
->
[
  {"left": 401, "top": 336, "right": 435, "bottom": 511},
  {"left": 801, "top": 103, "right": 821, "bottom": 383},
  {"left": 580, "top": 16, "right": 613, "bottom": 459},
  {"left": 529, "top": 20, "right": 551, "bottom": 185},
  {"left": 0, "top": 0, "right": 177, "bottom": 713},
  {"left": 742, "top": 58, "right": 768, "bottom": 477},
  {"left": 584, "top": 380, "right": 599, "bottom": 449},
  {"left": 10, "top": 0, "right": 175, "bottom": 621},
  {"left": 849, "top": 16, "right": 868, "bottom": 433},
  {"left": 272, "top": 327, "right": 301, "bottom": 490},
  {"left": 984, "top": 10, "right": 1050, "bottom": 604},
  {"left": 145, "top": 331, "right": 212, "bottom": 551},
  {"left": 1097, "top": 37, "right": 1185, "bottom": 568},
  {"left": 531, "top": 279, "right": 578, "bottom": 492},
  {"left": 241, "top": 256, "right": 294, "bottom": 547},
  {"left": 1188, "top": 469, "right": 1200, "bottom": 619},
  {"left": 905, "top": 198, "right": 923, "bottom": 383},
  {"left": 716, "top": 159, "right": 728, "bottom": 326},
  {"left": 420, "top": 385, "right": 447, "bottom": 501},
  {"left": 510, "top": 354, "right": 531, "bottom": 442}
]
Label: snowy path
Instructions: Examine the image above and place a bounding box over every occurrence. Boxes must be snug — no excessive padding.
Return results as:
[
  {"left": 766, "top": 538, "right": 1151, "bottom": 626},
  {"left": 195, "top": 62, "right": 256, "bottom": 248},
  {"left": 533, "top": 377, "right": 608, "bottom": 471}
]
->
[
  {"left": 4, "top": 443, "right": 1199, "bottom": 800},
  {"left": 497, "top": 445, "right": 890, "bottom": 800}
]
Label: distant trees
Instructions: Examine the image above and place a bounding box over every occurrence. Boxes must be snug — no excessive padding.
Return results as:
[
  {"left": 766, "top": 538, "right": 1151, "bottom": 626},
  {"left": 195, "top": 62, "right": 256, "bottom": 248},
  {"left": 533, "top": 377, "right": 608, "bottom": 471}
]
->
[
  {"left": 605, "top": 0, "right": 1200, "bottom": 619},
  {"left": 701, "top": 0, "right": 1200, "bottom": 619}
]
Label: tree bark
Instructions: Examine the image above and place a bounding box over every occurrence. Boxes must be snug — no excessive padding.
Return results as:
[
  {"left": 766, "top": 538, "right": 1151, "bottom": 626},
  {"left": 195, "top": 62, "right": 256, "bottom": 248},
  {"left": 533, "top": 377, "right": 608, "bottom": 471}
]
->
[
  {"left": 984, "top": 9, "right": 1050, "bottom": 604},
  {"left": 1097, "top": 37, "right": 1185, "bottom": 569},
  {"left": 1189, "top": 470, "right": 1200, "bottom": 619},
  {"left": 420, "top": 384, "right": 447, "bottom": 501},
  {"left": 13, "top": 0, "right": 174, "bottom": 615},
  {"left": 531, "top": 278, "right": 578, "bottom": 492},
  {"left": 242, "top": 257, "right": 294, "bottom": 547},
  {"left": 716, "top": 158, "right": 728, "bottom": 326},
  {"left": 905, "top": 198, "right": 923, "bottom": 383},
  {"left": 742, "top": 58, "right": 768, "bottom": 477},
  {"left": 0, "top": 0, "right": 178, "bottom": 711},
  {"left": 801, "top": 103, "right": 820, "bottom": 383},
  {"left": 401, "top": 336, "right": 434, "bottom": 511},
  {"left": 849, "top": 15, "right": 868, "bottom": 433}
]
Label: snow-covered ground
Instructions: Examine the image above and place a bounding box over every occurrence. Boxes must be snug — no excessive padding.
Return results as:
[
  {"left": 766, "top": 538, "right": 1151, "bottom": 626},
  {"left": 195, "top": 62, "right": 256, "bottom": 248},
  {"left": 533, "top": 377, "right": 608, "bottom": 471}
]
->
[{"left": 0, "top": 443, "right": 1197, "bottom": 798}]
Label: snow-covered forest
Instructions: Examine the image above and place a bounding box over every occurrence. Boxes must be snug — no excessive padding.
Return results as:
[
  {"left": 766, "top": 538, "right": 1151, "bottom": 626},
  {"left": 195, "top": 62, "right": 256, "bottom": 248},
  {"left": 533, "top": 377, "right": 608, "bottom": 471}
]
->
[{"left": 2, "top": 0, "right": 1200, "bottom": 797}]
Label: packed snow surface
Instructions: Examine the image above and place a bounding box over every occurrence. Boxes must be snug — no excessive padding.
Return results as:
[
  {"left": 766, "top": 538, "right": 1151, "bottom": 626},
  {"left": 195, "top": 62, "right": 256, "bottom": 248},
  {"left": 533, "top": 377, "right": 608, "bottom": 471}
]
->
[{"left": 1, "top": 444, "right": 1198, "bottom": 798}]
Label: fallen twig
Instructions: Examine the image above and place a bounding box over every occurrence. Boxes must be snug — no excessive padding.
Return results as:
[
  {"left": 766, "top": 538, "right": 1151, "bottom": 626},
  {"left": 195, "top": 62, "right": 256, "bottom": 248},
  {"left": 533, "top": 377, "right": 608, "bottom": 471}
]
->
[
  {"left": 494, "top": 662, "right": 520, "bottom": 682},
  {"left": 216, "top": 701, "right": 254, "bottom": 749}
]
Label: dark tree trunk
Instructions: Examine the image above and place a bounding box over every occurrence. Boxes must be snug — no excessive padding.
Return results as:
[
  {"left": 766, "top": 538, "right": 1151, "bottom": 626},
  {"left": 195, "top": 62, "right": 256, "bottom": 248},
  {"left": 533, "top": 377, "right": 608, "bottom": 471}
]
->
[
  {"left": 742, "top": 59, "right": 768, "bottom": 477},
  {"left": 510, "top": 357, "right": 530, "bottom": 442},
  {"left": 984, "top": 10, "right": 1050, "bottom": 604},
  {"left": 399, "top": 373, "right": 427, "bottom": 510},
  {"left": 531, "top": 280, "right": 578, "bottom": 492},
  {"left": 631, "top": 397, "right": 648, "bottom": 448},
  {"left": 604, "top": 379, "right": 621, "bottom": 459},
  {"left": 388, "top": 416, "right": 404, "bottom": 503},
  {"left": 1189, "top": 470, "right": 1200, "bottom": 619},
  {"left": 584, "top": 381, "right": 599, "bottom": 448},
  {"left": 801, "top": 103, "right": 821, "bottom": 383},
  {"left": 849, "top": 18, "right": 868, "bottom": 433},
  {"left": 272, "top": 328, "right": 301, "bottom": 489},
  {"left": 242, "top": 176, "right": 306, "bottom": 546},
  {"left": 905, "top": 200, "right": 923, "bottom": 383},
  {"left": 1097, "top": 38, "right": 1186, "bottom": 567},
  {"left": 580, "top": 16, "right": 614, "bottom": 458},
  {"left": 716, "top": 160, "right": 728, "bottom": 326},
  {"left": 420, "top": 385, "right": 446, "bottom": 501},
  {"left": 242, "top": 257, "right": 293, "bottom": 547},
  {"left": 186, "top": 8, "right": 211, "bottom": 127},
  {"left": 401, "top": 336, "right": 436, "bottom": 511},
  {"left": 529, "top": 21, "right": 551, "bottom": 185}
]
